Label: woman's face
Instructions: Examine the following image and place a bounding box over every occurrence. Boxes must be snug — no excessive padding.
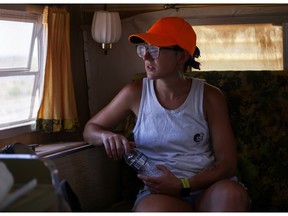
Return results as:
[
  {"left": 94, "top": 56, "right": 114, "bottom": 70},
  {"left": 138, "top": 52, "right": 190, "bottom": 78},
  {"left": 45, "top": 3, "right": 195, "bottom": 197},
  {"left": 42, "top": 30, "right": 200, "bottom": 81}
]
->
[{"left": 141, "top": 45, "right": 187, "bottom": 80}]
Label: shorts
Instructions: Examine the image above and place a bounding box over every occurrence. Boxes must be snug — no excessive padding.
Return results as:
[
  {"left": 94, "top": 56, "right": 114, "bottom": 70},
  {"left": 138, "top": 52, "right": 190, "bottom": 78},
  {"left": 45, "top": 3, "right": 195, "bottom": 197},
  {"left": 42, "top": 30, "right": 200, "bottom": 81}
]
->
[
  {"left": 132, "top": 176, "right": 248, "bottom": 211},
  {"left": 132, "top": 186, "right": 202, "bottom": 211}
]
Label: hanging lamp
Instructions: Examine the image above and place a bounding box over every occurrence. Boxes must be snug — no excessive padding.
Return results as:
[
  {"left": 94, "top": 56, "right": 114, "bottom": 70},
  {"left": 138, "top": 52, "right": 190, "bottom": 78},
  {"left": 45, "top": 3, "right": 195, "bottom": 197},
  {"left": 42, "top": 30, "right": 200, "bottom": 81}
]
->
[{"left": 91, "top": 10, "right": 122, "bottom": 54}]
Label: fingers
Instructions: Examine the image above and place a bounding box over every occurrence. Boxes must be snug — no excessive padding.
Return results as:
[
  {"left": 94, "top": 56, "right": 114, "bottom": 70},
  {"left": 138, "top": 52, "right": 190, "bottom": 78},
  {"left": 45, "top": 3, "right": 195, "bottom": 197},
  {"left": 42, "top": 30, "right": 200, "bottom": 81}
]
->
[
  {"left": 138, "top": 174, "right": 158, "bottom": 186},
  {"left": 123, "top": 141, "right": 135, "bottom": 156},
  {"left": 137, "top": 166, "right": 177, "bottom": 195},
  {"left": 155, "top": 164, "right": 169, "bottom": 174},
  {"left": 137, "top": 174, "right": 148, "bottom": 181},
  {"left": 138, "top": 175, "right": 160, "bottom": 194},
  {"left": 129, "top": 141, "right": 136, "bottom": 148},
  {"left": 103, "top": 133, "right": 131, "bottom": 160},
  {"left": 103, "top": 139, "right": 115, "bottom": 159},
  {"left": 103, "top": 138, "right": 122, "bottom": 160}
]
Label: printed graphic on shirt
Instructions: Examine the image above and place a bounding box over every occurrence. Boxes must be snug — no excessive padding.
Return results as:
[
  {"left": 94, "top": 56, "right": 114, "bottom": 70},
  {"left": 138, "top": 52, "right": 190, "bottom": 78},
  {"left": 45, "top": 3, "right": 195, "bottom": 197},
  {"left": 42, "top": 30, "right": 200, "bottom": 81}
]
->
[{"left": 194, "top": 132, "right": 204, "bottom": 143}]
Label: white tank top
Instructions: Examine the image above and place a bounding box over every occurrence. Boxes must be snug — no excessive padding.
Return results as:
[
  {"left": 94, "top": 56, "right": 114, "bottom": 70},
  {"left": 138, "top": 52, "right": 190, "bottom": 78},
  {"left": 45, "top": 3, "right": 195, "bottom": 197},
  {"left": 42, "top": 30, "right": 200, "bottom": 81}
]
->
[{"left": 133, "top": 77, "right": 215, "bottom": 178}]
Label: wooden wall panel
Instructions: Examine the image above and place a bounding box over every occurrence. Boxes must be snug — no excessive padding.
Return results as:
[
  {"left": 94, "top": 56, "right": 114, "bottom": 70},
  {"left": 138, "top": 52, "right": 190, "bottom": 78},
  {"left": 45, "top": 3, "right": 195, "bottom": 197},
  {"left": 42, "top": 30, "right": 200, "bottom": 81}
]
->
[{"left": 46, "top": 145, "right": 122, "bottom": 211}]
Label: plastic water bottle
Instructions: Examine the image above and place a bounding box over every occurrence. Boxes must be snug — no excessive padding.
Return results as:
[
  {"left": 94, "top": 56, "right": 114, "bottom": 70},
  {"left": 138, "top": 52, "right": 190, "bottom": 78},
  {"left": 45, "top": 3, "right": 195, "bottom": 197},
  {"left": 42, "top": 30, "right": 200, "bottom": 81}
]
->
[{"left": 124, "top": 148, "right": 163, "bottom": 176}]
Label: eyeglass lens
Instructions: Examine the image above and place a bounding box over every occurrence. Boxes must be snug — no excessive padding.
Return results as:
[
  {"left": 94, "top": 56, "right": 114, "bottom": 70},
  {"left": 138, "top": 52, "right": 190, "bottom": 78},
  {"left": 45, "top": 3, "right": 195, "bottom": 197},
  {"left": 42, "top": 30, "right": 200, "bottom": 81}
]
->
[{"left": 137, "top": 45, "right": 160, "bottom": 59}]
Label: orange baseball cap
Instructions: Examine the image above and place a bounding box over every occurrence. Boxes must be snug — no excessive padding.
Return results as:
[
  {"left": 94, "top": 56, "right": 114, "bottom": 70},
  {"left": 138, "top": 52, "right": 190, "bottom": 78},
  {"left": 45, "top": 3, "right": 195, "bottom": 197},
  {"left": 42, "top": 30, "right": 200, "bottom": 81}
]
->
[{"left": 128, "top": 17, "right": 196, "bottom": 55}]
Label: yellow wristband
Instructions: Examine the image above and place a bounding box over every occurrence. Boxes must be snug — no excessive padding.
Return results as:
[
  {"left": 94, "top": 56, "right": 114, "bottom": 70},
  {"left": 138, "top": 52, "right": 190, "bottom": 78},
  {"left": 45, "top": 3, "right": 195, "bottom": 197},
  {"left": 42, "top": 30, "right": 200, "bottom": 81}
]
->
[{"left": 180, "top": 178, "right": 190, "bottom": 189}]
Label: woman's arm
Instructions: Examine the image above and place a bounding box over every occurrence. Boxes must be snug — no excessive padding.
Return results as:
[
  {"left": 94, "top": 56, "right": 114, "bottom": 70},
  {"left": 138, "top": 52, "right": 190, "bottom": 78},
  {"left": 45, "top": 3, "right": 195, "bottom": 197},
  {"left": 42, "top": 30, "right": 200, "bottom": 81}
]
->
[
  {"left": 188, "top": 83, "right": 237, "bottom": 191},
  {"left": 83, "top": 80, "right": 142, "bottom": 160}
]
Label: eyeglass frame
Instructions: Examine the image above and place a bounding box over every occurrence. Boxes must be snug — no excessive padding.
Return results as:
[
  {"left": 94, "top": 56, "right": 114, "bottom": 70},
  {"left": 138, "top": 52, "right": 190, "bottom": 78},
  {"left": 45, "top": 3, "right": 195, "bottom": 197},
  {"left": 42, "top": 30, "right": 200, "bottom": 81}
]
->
[{"left": 136, "top": 44, "right": 183, "bottom": 59}]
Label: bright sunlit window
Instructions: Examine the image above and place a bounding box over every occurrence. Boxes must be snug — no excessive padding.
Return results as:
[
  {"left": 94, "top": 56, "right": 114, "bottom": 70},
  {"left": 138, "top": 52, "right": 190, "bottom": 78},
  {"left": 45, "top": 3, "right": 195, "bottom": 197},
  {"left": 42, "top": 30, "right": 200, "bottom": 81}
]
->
[
  {"left": 193, "top": 23, "right": 283, "bottom": 71},
  {"left": 0, "top": 9, "right": 46, "bottom": 131}
]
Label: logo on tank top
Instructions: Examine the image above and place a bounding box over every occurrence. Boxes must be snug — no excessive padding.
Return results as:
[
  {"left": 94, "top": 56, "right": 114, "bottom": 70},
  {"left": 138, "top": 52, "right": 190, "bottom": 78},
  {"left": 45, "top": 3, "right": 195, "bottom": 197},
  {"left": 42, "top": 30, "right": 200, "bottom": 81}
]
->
[{"left": 194, "top": 132, "right": 204, "bottom": 143}]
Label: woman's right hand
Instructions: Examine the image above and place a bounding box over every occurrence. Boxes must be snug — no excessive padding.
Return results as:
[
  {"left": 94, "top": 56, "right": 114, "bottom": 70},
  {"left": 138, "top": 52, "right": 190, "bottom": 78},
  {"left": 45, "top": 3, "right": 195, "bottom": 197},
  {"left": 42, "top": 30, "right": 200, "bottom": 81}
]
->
[
  {"left": 102, "top": 132, "right": 135, "bottom": 160},
  {"left": 83, "top": 81, "right": 141, "bottom": 160}
]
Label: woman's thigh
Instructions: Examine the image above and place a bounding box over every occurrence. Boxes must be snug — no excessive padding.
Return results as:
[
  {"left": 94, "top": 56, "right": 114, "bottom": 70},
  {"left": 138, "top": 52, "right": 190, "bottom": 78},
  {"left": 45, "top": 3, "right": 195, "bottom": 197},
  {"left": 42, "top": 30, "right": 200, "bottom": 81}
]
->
[
  {"left": 195, "top": 179, "right": 250, "bottom": 212},
  {"left": 134, "top": 194, "right": 194, "bottom": 212}
]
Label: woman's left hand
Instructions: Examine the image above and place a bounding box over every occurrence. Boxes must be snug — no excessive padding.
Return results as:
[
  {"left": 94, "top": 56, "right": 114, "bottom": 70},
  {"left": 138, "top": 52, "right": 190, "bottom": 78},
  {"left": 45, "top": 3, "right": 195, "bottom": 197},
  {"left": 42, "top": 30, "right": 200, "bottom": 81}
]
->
[{"left": 137, "top": 165, "right": 182, "bottom": 197}]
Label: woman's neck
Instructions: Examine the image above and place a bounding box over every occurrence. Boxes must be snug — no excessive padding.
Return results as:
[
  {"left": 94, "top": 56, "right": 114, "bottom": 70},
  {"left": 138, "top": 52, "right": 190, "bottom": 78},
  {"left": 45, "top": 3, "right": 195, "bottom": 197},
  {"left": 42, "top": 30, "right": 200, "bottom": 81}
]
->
[{"left": 153, "top": 77, "right": 192, "bottom": 110}]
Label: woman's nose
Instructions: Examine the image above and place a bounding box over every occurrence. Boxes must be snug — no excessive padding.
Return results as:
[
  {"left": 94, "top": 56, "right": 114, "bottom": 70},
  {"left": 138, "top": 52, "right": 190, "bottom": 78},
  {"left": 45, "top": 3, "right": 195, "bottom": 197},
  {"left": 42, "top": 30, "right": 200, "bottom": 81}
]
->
[{"left": 143, "top": 51, "right": 153, "bottom": 60}]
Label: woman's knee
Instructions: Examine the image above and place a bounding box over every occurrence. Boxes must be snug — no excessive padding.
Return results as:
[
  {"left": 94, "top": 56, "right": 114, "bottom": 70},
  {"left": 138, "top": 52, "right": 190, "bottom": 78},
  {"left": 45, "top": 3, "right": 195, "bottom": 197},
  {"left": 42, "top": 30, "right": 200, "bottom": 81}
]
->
[
  {"left": 196, "top": 179, "right": 250, "bottom": 211},
  {"left": 211, "top": 179, "right": 249, "bottom": 201}
]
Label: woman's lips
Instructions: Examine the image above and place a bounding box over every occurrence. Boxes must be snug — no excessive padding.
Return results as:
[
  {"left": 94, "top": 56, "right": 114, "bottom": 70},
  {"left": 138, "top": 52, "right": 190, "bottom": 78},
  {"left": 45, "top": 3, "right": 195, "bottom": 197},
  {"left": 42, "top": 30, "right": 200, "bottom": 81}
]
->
[{"left": 146, "top": 64, "right": 155, "bottom": 72}]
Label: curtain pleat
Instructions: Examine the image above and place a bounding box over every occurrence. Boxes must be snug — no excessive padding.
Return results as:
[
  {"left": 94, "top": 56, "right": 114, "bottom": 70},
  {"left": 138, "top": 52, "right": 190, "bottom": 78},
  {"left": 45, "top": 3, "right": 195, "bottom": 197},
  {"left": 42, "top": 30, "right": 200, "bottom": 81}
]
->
[{"left": 36, "top": 6, "right": 79, "bottom": 133}]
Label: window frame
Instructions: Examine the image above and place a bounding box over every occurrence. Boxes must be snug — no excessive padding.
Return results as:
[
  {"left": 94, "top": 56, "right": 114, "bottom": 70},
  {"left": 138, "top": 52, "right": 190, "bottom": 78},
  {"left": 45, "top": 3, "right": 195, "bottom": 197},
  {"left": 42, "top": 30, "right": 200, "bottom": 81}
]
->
[{"left": 0, "top": 9, "right": 46, "bottom": 138}]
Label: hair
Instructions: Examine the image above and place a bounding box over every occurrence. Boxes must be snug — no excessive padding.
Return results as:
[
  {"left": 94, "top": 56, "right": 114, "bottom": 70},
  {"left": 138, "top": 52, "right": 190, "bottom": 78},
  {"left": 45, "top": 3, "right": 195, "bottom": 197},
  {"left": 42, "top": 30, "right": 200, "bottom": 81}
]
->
[
  {"left": 172, "top": 45, "right": 201, "bottom": 72},
  {"left": 184, "top": 46, "right": 201, "bottom": 71}
]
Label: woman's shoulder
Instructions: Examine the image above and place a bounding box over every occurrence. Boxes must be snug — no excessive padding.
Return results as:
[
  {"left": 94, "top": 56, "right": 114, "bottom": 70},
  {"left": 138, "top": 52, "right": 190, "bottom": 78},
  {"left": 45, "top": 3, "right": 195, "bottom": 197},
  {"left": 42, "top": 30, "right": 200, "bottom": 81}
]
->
[
  {"left": 203, "top": 82, "right": 227, "bottom": 111},
  {"left": 120, "top": 79, "right": 143, "bottom": 101},
  {"left": 125, "top": 79, "right": 143, "bottom": 92},
  {"left": 203, "top": 82, "right": 224, "bottom": 98}
]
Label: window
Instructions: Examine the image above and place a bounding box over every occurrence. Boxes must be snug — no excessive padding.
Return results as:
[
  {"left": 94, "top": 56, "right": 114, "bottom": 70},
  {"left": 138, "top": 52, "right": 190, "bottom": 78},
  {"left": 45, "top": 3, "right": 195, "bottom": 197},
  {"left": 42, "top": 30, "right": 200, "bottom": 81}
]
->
[
  {"left": 193, "top": 23, "right": 283, "bottom": 71},
  {"left": 0, "top": 9, "right": 46, "bottom": 132}
]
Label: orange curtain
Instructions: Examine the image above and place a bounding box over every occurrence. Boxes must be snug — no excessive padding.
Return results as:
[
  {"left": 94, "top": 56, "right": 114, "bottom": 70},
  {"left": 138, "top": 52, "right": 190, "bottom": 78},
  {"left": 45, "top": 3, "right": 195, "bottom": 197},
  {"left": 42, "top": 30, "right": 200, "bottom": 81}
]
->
[{"left": 36, "top": 6, "right": 79, "bottom": 133}]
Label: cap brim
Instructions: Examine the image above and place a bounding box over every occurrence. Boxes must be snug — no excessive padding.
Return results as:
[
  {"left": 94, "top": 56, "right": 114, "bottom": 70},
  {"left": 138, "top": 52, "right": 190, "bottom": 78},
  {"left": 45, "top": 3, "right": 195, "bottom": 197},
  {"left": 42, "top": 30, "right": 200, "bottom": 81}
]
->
[{"left": 129, "top": 33, "right": 176, "bottom": 47}]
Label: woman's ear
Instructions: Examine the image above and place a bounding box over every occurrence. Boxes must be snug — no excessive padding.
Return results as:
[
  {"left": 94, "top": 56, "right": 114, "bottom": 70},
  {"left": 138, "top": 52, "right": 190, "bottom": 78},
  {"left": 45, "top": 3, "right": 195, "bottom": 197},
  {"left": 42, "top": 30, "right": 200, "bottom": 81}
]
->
[{"left": 177, "top": 50, "right": 190, "bottom": 64}]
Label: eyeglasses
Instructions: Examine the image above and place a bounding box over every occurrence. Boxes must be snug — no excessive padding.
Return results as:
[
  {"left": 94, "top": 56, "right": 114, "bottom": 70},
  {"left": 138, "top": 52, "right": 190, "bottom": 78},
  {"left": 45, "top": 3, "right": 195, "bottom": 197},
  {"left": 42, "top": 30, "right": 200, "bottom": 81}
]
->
[{"left": 136, "top": 45, "right": 183, "bottom": 59}]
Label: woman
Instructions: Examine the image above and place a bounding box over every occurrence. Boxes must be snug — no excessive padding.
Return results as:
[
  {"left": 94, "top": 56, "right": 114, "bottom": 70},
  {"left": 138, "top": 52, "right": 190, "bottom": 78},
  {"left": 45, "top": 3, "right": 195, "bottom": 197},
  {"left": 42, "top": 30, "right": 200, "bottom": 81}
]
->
[{"left": 83, "top": 16, "right": 250, "bottom": 211}]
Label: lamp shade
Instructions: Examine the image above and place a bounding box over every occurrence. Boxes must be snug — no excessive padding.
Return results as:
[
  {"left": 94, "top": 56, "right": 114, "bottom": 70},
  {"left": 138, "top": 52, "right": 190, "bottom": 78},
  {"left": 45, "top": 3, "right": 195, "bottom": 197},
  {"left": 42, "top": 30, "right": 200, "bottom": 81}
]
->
[{"left": 91, "top": 11, "right": 122, "bottom": 45}]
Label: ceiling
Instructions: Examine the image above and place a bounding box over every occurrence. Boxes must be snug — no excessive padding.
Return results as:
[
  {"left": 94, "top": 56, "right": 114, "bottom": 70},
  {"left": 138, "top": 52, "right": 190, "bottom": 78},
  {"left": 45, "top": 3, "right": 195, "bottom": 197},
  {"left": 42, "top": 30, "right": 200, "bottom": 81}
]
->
[{"left": 80, "top": 4, "right": 281, "bottom": 24}]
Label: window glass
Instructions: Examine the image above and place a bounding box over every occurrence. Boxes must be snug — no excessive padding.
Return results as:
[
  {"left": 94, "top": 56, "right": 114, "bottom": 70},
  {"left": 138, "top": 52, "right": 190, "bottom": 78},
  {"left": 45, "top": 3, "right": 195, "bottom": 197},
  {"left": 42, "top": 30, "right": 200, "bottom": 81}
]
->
[
  {"left": 193, "top": 23, "right": 283, "bottom": 71},
  {"left": 0, "top": 9, "right": 45, "bottom": 131},
  {"left": 0, "top": 20, "right": 34, "bottom": 70},
  {"left": 0, "top": 76, "right": 35, "bottom": 126}
]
